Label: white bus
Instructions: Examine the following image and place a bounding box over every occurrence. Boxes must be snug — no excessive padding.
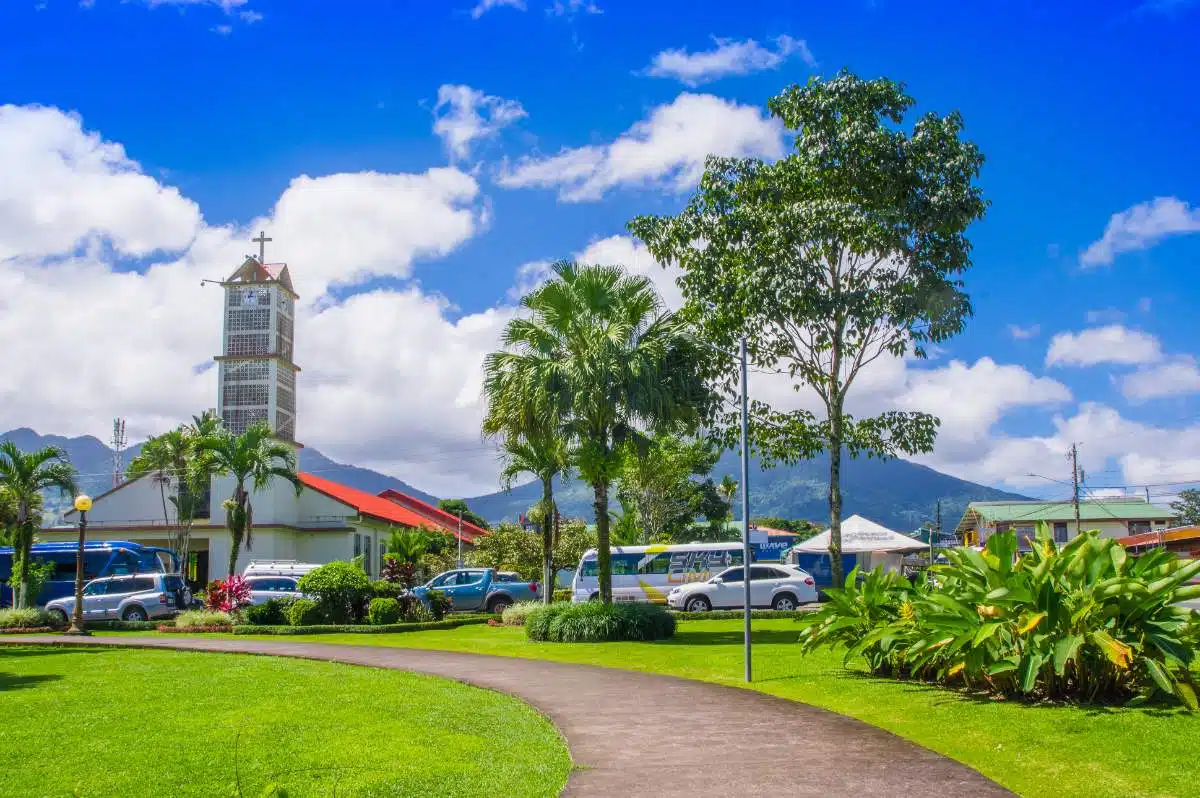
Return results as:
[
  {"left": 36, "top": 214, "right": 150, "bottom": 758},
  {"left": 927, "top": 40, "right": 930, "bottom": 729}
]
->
[{"left": 570, "top": 542, "right": 746, "bottom": 604}]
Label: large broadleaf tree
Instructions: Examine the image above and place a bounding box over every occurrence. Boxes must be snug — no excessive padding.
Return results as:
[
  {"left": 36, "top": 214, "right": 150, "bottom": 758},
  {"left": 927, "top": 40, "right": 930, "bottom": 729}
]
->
[{"left": 631, "top": 71, "right": 987, "bottom": 587}]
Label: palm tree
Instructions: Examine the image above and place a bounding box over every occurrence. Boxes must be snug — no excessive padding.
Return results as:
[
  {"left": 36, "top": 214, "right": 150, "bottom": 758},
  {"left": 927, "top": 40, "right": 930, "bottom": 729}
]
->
[
  {"left": 489, "top": 427, "right": 570, "bottom": 604},
  {"left": 485, "top": 261, "right": 715, "bottom": 603},
  {"left": 196, "top": 422, "right": 302, "bottom": 578},
  {"left": 0, "top": 441, "right": 77, "bottom": 607},
  {"left": 127, "top": 429, "right": 188, "bottom": 529},
  {"left": 717, "top": 475, "right": 739, "bottom": 521}
]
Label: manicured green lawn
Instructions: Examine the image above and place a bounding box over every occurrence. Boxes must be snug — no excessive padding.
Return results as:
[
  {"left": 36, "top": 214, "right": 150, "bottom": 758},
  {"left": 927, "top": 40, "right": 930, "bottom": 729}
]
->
[
  {"left": 221, "top": 618, "right": 1200, "bottom": 798},
  {"left": 0, "top": 646, "right": 570, "bottom": 798}
]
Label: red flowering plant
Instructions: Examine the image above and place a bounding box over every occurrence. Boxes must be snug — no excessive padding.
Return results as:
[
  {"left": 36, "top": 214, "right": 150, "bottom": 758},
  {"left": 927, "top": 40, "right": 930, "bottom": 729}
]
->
[{"left": 203, "top": 575, "right": 252, "bottom": 614}]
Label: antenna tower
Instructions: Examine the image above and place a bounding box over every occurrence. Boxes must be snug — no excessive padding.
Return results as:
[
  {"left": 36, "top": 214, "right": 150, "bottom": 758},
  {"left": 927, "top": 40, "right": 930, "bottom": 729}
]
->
[{"left": 111, "top": 418, "right": 127, "bottom": 488}]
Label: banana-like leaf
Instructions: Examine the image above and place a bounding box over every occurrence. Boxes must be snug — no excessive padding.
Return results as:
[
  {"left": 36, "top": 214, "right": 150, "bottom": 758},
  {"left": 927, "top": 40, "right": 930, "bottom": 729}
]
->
[
  {"left": 1177, "top": 682, "right": 1199, "bottom": 711},
  {"left": 1091, "top": 630, "right": 1133, "bottom": 670},
  {"left": 1017, "top": 611, "right": 1047, "bottom": 635},
  {"left": 1053, "top": 635, "right": 1083, "bottom": 676},
  {"left": 973, "top": 622, "right": 1003, "bottom": 646},
  {"left": 1019, "top": 652, "right": 1044, "bottom": 693},
  {"left": 1142, "top": 657, "right": 1175, "bottom": 695},
  {"left": 987, "top": 659, "right": 1019, "bottom": 676},
  {"left": 1171, "top": 584, "right": 1200, "bottom": 602},
  {"left": 985, "top": 586, "right": 1010, "bottom": 601}
]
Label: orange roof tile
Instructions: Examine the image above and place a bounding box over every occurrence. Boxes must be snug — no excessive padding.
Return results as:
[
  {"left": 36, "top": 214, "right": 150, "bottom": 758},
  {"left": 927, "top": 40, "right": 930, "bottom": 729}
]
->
[
  {"left": 297, "top": 472, "right": 480, "bottom": 543},
  {"left": 376, "top": 488, "right": 489, "bottom": 542}
]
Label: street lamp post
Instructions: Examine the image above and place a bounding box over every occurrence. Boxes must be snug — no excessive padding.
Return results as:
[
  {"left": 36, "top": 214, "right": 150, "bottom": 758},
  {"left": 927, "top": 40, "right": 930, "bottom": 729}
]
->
[{"left": 66, "top": 494, "right": 92, "bottom": 636}]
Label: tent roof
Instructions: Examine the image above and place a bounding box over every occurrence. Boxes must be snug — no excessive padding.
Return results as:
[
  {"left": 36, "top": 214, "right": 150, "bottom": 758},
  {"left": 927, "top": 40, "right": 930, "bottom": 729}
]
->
[{"left": 793, "top": 515, "right": 928, "bottom": 554}]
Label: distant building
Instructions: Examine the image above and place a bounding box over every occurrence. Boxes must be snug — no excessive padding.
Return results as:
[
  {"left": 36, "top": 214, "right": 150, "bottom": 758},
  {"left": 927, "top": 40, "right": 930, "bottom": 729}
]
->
[
  {"left": 1117, "top": 524, "right": 1200, "bottom": 556},
  {"left": 954, "top": 499, "right": 1177, "bottom": 547},
  {"left": 39, "top": 241, "right": 487, "bottom": 587}
]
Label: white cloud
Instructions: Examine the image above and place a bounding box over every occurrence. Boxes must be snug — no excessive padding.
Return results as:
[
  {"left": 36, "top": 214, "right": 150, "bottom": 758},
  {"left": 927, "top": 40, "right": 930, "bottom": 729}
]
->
[
  {"left": 1007, "top": 323, "right": 1040, "bottom": 340},
  {"left": 0, "top": 104, "right": 501, "bottom": 494},
  {"left": 547, "top": 0, "right": 601, "bottom": 17},
  {"left": 1085, "top": 308, "right": 1125, "bottom": 324},
  {"left": 644, "top": 35, "right": 815, "bottom": 86},
  {"left": 470, "top": 0, "right": 525, "bottom": 17},
  {"left": 211, "top": 24, "right": 232, "bottom": 35},
  {"left": 1121, "top": 356, "right": 1200, "bottom": 401},
  {"left": 142, "top": 0, "right": 248, "bottom": 10},
  {"left": 1080, "top": 196, "right": 1200, "bottom": 267},
  {"left": 432, "top": 84, "right": 527, "bottom": 162},
  {"left": 498, "top": 93, "right": 784, "bottom": 201},
  {"left": 1045, "top": 325, "right": 1163, "bottom": 367}
]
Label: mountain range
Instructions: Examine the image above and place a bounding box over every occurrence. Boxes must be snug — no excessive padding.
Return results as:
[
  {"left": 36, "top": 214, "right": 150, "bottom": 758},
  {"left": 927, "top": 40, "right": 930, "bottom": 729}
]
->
[{"left": 2, "top": 427, "right": 1025, "bottom": 531}]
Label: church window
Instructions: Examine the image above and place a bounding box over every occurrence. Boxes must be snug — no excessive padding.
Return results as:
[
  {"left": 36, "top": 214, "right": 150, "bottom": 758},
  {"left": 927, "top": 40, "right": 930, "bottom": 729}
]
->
[
  {"left": 228, "top": 333, "right": 270, "bottom": 356},
  {"left": 276, "top": 387, "right": 295, "bottom": 413},
  {"left": 223, "top": 408, "right": 268, "bottom": 434},
  {"left": 226, "top": 307, "right": 270, "bottom": 332},
  {"left": 224, "top": 384, "right": 269, "bottom": 406},
  {"left": 223, "top": 360, "right": 270, "bottom": 383}
]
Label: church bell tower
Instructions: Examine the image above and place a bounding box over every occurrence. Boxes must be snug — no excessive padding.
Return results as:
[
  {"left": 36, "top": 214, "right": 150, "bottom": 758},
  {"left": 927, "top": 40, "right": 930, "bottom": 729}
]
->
[{"left": 214, "top": 231, "right": 300, "bottom": 443}]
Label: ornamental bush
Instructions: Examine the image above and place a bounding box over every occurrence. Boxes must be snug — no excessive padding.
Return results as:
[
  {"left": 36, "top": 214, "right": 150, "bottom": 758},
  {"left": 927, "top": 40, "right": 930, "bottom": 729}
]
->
[
  {"left": 369, "top": 580, "right": 405, "bottom": 600},
  {"left": 243, "top": 597, "right": 297, "bottom": 626},
  {"left": 424, "top": 589, "right": 452, "bottom": 621},
  {"left": 0, "top": 608, "right": 56, "bottom": 629},
  {"left": 500, "top": 600, "right": 543, "bottom": 627},
  {"left": 525, "top": 601, "right": 676, "bottom": 643},
  {"left": 797, "top": 529, "right": 1200, "bottom": 708},
  {"left": 175, "top": 610, "right": 233, "bottom": 629},
  {"left": 286, "top": 598, "right": 326, "bottom": 627},
  {"left": 297, "top": 561, "right": 370, "bottom": 623},
  {"left": 203, "top": 575, "right": 252, "bottom": 613},
  {"left": 368, "top": 597, "right": 402, "bottom": 625}
]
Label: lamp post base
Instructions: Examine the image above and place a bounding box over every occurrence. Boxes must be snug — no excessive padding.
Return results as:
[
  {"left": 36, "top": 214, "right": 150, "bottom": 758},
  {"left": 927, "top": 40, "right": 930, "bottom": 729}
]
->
[{"left": 63, "top": 627, "right": 91, "bottom": 637}]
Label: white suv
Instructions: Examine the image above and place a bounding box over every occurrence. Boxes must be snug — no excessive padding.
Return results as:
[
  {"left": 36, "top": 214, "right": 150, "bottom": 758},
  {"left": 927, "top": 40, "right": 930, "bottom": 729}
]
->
[
  {"left": 667, "top": 565, "right": 817, "bottom": 612},
  {"left": 44, "top": 573, "right": 189, "bottom": 623}
]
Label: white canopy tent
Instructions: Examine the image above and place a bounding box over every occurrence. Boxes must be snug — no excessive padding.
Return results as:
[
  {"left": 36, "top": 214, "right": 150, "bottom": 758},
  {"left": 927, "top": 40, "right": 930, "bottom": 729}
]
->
[{"left": 789, "top": 515, "right": 926, "bottom": 573}]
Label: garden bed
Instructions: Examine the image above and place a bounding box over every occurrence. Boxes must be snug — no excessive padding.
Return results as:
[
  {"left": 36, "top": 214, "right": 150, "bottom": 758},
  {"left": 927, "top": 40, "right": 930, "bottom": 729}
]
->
[
  {"left": 84, "top": 620, "right": 161, "bottom": 631},
  {"left": 233, "top": 615, "right": 493, "bottom": 635},
  {"left": 0, "top": 626, "right": 58, "bottom": 634},
  {"left": 156, "top": 624, "right": 233, "bottom": 633}
]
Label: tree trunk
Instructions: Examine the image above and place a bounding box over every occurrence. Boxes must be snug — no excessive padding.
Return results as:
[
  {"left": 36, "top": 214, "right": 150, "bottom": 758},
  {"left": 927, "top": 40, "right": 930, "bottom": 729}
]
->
[
  {"left": 542, "top": 477, "right": 554, "bottom": 606},
  {"left": 828, "top": 411, "right": 845, "bottom": 589},
  {"left": 593, "top": 480, "right": 612, "bottom": 603},
  {"left": 15, "top": 502, "right": 30, "bottom": 609},
  {"left": 227, "top": 484, "right": 246, "bottom": 579}
]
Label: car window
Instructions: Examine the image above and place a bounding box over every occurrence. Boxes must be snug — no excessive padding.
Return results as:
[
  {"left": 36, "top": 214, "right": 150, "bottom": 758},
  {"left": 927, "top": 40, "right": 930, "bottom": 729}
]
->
[
  {"left": 247, "top": 578, "right": 270, "bottom": 590},
  {"left": 107, "top": 578, "right": 135, "bottom": 595},
  {"left": 132, "top": 576, "right": 157, "bottom": 592},
  {"left": 163, "top": 575, "right": 184, "bottom": 592},
  {"left": 276, "top": 578, "right": 297, "bottom": 591},
  {"left": 430, "top": 572, "right": 456, "bottom": 587},
  {"left": 83, "top": 580, "right": 107, "bottom": 596},
  {"left": 718, "top": 567, "right": 745, "bottom": 583},
  {"left": 750, "top": 567, "right": 784, "bottom": 581},
  {"left": 461, "top": 571, "right": 486, "bottom": 586}
]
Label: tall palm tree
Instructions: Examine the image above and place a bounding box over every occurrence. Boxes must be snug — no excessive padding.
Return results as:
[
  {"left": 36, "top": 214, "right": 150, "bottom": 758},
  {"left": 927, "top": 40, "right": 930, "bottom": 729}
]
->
[
  {"left": 127, "top": 429, "right": 188, "bottom": 528},
  {"left": 196, "top": 422, "right": 302, "bottom": 578},
  {"left": 491, "top": 428, "right": 570, "bottom": 604},
  {"left": 485, "top": 261, "right": 716, "bottom": 602},
  {"left": 0, "top": 441, "right": 77, "bottom": 607}
]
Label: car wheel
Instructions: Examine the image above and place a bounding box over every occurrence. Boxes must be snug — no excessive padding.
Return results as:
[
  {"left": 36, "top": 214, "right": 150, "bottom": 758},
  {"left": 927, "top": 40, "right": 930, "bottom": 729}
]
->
[
  {"left": 122, "top": 605, "right": 148, "bottom": 622},
  {"left": 588, "top": 592, "right": 601, "bottom": 602},
  {"left": 48, "top": 608, "right": 69, "bottom": 627},
  {"left": 487, "top": 596, "right": 512, "bottom": 614},
  {"left": 684, "top": 595, "right": 712, "bottom": 613},
  {"left": 772, "top": 593, "right": 798, "bottom": 611}
]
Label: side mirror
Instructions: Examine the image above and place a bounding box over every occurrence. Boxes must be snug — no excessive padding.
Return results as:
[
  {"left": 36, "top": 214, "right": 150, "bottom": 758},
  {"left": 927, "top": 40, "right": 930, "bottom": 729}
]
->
[{"left": 711, "top": 577, "right": 723, "bottom": 584}]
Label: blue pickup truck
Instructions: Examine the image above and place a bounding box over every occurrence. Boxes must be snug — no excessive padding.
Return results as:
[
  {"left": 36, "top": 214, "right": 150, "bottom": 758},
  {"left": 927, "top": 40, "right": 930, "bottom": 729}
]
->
[{"left": 412, "top": 568, "right": 539, "bottom": 614}]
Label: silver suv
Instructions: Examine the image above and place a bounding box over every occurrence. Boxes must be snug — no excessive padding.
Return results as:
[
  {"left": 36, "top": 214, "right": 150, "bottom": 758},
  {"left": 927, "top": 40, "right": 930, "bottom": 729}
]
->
[{"left": 45, "top": 573, "right": 189, "bottom": 624}]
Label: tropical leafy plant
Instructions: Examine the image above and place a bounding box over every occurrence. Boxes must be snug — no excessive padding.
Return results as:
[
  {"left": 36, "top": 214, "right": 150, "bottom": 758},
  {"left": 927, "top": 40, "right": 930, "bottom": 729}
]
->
[
  {"left": 175, "top": 609, "right": 233, "bottom": 629},
  {"left": 203, "top": 575, "right": 252, "bottom": 613},
  {"left": 525, "top": 601, "right": 676, "bottom": 642},
  {"left": 0, "top": 441, "right": 77, "bottom": 607},
  {"left": 798, "top": 529, "right": 1200, "bottom": 707}
]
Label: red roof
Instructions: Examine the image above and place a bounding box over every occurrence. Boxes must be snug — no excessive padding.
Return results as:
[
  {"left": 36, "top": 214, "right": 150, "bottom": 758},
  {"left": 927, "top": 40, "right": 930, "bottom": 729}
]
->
[
  {"left": 297, "top": 473, "right": 482, "bottom": 543},
  {"left": 377, "top": 488, "right": 489, "bottom": 542}
]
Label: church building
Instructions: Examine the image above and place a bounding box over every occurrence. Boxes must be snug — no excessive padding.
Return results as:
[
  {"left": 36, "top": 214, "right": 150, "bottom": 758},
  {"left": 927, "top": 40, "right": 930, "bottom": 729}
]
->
[{"left": 41, "top": 238, "right": 488, "bottom": 586}]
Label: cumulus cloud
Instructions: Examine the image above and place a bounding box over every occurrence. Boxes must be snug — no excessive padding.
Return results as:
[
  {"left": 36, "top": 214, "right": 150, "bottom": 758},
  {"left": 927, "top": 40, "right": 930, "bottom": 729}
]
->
[
  {"left": 470, "top": 0, "right": 525, "bottom": 18},
  {"left": 497, "top": 93, "right": 783, "bottom": 201},
  {"left": 547, "top": 0, "right": 601, "bottom": 17},
  {"left": 432, "top": 84, "right": 527, "bottom": 161},
  {"left": 1080, "top": 196, "right": 1200, "bottom": 267},
  {"left": 1121, "top": 356, "right": 1200, "bottom": 401},
  {"left": 644, "top": 35, "right": 815, "bottom": 86},
  {"left": 1045, "top": 325, "right": 1163, "bottom": 367}
]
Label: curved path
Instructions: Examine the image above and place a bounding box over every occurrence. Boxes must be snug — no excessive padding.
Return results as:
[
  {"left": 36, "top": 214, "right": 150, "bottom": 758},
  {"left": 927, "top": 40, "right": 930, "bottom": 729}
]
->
[{"left": 6, "top": 635, "right": 1012, "bottom": 797}]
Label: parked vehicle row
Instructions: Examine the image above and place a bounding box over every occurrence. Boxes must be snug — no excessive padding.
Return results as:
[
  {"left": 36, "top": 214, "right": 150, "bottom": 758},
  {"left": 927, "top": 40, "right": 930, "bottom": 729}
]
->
[{"left": 44, "top": 573, "right": 190, "bottom": 624}]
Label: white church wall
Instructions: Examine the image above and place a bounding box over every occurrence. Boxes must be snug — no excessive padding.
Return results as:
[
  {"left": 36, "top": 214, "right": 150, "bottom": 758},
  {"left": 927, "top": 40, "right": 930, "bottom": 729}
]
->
[
  {"left": 79, "top": 476, "right": 178, "bottom": 528},
  {"left": 296, "top": 531, "right": 354, "bottom": 566},
  {"left": 297, "top": 487, "right": 355, "bottom": 527},
  {"left": 208, "top": 474, "right": 310, "bottom": 527}
]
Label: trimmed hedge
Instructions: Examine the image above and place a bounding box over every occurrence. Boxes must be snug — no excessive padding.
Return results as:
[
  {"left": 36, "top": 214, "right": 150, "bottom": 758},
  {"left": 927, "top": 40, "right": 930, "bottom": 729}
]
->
[
  {"left": 368, "top": 597, "right": 402, "bottom": 625},
  {"left": 243, "top": 597, "right": 297, "bottom": 626},
  {"left": 83, "top": 620, "right": 160, "bottom": 631},
  {"left": 526, "top": 602, "right": 676, "bottom": 643},
  {"left": 286, "top": 598, "right": 326, "bottom": 626},
  {"left": 232, "top": 615, "right": 492, "bottom": 635},
  {"left": 671, "top": 609, "right": 814, "bottom": 621},
  {"left": 0, "top": 608, "right": 59, "bottom": 629},
  {"left": 175, "top": 610, "right": 233, "bottom": 629}
]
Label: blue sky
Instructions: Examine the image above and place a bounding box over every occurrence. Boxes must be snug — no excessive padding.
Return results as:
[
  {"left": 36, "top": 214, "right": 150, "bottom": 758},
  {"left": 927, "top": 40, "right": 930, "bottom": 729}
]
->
[{"left": 1, "top": 0, "right": 1198, "bottom": 498}]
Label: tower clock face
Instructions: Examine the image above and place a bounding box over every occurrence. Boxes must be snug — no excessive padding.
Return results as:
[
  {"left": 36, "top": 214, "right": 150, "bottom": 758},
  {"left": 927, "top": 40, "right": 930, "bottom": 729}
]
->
[{"left": 242, "top": 291, "right": 258, "bottom": 306}]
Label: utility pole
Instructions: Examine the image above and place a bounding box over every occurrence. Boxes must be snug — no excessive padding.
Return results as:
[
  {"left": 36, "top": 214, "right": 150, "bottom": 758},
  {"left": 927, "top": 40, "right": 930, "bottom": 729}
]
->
[
  {"left": 1145, "top": 486, "right": 1151, "bottom": 503},
  {"left": 739, "top": 335, "right": 752, "bottom": 684},
  {"left": 1068, "top": 443, "right": 1082, "bottom": 538}
]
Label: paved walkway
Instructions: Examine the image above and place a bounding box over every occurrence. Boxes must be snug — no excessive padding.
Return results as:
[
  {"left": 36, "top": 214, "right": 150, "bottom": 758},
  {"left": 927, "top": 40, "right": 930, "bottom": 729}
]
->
[{"left": 6, "top": 635, "right": 1012, "bottom": 797}]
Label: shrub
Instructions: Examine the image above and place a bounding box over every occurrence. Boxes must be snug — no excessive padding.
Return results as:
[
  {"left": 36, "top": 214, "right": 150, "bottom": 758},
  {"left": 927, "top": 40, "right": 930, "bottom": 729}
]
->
[
  {"left": 424, "top": 589, "right": 452, "bottom": 621},
  {"left": 368, "top": 597, "right": 402, "bottom": 625},
  {"left": 0, "top": 608, "right": 56, "bottom": 629},
  {"left": 525, "top": 601, "right": 676, "bottom": 643},
  {"left": 369, "top": 580, "right": 405, "bottom": 600},
  {"left": 203, "top": 575, "right": 252, "bottom": 613},
  {"left": 297, "top": 561, "right": 371, "bottom": 623},
  {"left": 243, "top": 597, "right": 297, "bottom": 626},
  {"left": 501, "top": 600, "right": 543, "bottom": 627},
  {"left": 286, "top": 598, "right": 326, "bottom": 627},
  {"left": 175, "top": 610, "right": 233, "bottom": 629},
  {"left": 798, "top": 529, "right": 1200, "bottom": 708},
  {"left": 552, "top": 589, "right": 572, "bottom": 603}
]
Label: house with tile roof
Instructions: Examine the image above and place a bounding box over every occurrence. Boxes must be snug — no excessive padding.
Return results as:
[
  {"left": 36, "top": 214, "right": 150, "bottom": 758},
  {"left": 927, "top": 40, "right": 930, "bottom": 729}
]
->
[
  {"left": 40, "top": 243, "right": 486, "bottom": 587},
  {"left": 954, "top": 498, "right": 1177, "bottom": 548}
]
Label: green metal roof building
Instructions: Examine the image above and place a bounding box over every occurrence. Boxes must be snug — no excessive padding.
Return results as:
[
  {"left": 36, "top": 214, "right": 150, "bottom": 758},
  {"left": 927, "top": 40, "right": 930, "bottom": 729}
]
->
[{"left": 954, "top": 499, "right": 1177, "bottom": 546}]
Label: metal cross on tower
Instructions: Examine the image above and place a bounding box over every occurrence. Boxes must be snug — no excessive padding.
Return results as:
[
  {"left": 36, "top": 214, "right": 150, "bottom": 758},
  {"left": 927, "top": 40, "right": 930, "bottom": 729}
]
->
[{"left": 252, "top": 230, "right": 272, "bottom": 263}]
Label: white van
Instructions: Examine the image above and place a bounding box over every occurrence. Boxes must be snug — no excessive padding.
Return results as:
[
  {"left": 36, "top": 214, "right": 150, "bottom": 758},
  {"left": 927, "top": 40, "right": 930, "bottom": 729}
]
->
[
  {"left": 243, "top": 560, "right": 322, "bottom": 579},
  {"left": 571, "top": 542, "right": 746, "bottom": 603}
]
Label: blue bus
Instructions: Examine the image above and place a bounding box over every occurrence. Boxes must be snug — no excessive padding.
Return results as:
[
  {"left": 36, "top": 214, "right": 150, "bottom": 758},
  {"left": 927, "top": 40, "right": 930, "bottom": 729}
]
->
[{"left": 0, "top": 540, "right": 179, "bottom": 607}]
